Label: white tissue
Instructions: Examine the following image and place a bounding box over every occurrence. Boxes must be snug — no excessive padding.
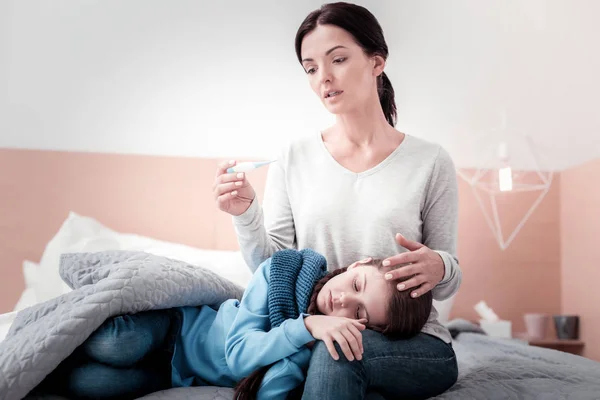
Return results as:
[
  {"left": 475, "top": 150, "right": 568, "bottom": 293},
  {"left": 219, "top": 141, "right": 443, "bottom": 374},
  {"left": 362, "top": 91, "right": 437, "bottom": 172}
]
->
[
  {"left": 474, "top": 301, "right": 500, "bottom": 322},
  {"left": 475, "top": 301, "right": 512, "bottom": 338}
]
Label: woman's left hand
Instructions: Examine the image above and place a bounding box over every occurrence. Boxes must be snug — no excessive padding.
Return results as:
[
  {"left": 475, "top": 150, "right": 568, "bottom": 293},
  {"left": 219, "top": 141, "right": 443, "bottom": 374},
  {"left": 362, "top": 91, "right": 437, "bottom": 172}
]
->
[{"left": 382, "top": 233, "right": 445, "bottom": 298}]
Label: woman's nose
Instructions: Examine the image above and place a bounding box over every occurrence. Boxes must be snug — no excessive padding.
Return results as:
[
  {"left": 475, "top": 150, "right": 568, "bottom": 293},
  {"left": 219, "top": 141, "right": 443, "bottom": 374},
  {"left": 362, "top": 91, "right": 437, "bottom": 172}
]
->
[{"left": 319, "top": 67, "right": 332, "bottom": 84}]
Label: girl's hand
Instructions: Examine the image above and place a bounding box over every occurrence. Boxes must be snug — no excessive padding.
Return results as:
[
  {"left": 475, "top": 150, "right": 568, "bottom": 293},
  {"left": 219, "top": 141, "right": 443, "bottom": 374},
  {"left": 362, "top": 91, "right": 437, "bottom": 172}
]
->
[
  {"left": 213, "top": 160, "right": 256, "bottom": 216},
  {"left": 304, "top": 315, "right": 367, "bottom": 361},
  {"left": 382, "top": 233, "right": 445, "bottom": 298}
]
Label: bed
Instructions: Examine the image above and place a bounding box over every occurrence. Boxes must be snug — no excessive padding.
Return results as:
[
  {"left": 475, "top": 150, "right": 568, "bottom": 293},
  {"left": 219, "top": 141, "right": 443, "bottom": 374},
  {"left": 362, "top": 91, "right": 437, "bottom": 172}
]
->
[
  {"left": 438, "top": 325, "right": 600, "bottom": 399},
  {"left": 3, "top": 315, "right": 600, "bottom": 399},
  {"left": 1, "top": 213, "right": 600, "bottom": 400}
]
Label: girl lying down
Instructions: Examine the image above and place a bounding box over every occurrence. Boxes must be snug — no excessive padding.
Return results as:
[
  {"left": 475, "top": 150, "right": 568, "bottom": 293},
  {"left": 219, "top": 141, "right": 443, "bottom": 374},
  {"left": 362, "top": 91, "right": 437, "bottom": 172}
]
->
[{"left": 34, "top": 249, "right": 432, "bottom": 400}]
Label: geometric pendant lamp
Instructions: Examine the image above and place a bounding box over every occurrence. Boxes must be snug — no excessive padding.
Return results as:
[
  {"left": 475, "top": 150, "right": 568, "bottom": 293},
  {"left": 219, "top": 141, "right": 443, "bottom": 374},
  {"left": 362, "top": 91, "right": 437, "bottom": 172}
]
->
[{"left": 456, "top": 119, "right": 554, "bottom": 250}]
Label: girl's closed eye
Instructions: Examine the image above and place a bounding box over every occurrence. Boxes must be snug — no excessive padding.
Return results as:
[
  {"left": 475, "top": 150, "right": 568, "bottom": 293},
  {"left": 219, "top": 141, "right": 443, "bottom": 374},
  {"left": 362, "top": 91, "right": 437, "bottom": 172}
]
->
[{"left": 353, "top": 277, "right": 359, "bottom": 292}]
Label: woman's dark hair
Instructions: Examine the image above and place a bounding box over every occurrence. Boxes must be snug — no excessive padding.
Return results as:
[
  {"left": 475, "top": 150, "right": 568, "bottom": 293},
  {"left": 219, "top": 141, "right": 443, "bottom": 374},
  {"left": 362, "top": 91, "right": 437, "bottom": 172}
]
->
[
  {"left": 294, "top": 2, "right": 397, "bottom": 127},
  {"left": 234, "top": 259, "right": 432, "bottom": 399}
]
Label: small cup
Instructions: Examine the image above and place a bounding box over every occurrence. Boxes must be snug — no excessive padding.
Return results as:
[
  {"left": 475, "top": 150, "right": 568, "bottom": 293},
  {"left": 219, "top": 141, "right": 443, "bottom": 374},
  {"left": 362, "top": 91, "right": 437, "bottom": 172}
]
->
[
  {"left": 553, "top": 315, "right": 579, "bottom": 340},
  {"left": 524, "top": 313, "right": 549, "bottom": 339}
]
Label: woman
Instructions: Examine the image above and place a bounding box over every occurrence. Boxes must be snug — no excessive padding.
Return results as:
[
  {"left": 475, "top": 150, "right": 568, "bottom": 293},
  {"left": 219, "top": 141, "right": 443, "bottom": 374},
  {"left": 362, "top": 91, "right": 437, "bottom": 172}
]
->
[
  {"left": 214, "top": 2, "right": 461, "bottom": 399},
  {"left": 35, "top": 251, "right": 431, "bottom": 400}
]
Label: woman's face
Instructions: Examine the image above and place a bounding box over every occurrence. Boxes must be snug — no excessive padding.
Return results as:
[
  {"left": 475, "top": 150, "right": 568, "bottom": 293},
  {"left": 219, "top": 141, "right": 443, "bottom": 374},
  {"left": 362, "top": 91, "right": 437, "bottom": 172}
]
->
[
  {"left": 300, "top": 24, "right": 383, "bottom": 115},
  {"left": 316, "top": 264, "right": 391, "bottom": 327}
]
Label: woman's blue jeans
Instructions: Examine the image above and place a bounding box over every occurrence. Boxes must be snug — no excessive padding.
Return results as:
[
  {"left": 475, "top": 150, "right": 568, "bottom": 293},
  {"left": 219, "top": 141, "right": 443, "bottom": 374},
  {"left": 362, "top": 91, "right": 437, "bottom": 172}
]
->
[
  {"left": 37, "top": 310, "right": 176, "bottom": 399},
  {"left": 301, "top": 330, "right": 458, "bottom": 400}
]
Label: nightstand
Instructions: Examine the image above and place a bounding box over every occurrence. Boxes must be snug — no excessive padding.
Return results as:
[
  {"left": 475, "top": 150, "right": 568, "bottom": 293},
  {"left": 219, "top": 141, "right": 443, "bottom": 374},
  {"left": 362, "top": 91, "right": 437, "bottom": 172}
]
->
[{"left": 525, "top": 338, "right": 585, "bottom": 356}]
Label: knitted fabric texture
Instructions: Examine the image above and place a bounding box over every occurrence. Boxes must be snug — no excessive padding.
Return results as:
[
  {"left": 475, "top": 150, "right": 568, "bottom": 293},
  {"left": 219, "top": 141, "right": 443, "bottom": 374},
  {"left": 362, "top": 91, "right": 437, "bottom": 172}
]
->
[{"left": 268, "top": 249, "right": 327, "bottom": 328}]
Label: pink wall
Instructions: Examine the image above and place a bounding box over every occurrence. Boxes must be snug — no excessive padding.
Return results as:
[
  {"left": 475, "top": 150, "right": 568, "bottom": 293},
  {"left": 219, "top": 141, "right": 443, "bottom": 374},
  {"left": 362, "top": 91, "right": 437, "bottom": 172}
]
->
[{"left": 560, "top": 157, "right": 600, "bottom": 361}]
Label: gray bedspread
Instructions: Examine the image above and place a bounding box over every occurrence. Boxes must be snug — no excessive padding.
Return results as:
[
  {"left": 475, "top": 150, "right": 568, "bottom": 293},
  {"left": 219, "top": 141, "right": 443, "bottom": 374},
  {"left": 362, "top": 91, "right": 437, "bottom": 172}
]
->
[
  {"left": 136, "top": 330, "right": 600, "bottom": 400},
  {"left": 0, "top": 251, "right": 244, "bottom": 400},
  {"left": 433, "top": 327, "right": 600, "bottom": 400}
]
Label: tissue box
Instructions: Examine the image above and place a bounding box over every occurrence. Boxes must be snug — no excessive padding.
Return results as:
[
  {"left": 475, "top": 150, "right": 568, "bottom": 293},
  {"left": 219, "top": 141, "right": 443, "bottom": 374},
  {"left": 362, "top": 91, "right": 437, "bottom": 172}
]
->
[{"left": 479, "top": 320, "right": 512, "bottom": 339}]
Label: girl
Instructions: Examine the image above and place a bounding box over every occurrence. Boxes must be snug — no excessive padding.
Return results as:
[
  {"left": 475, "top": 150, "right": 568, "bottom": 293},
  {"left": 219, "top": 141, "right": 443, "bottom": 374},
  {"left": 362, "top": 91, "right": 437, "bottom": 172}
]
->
[{"left": 37, "top": 250, "right": 432, "bottom": 400}]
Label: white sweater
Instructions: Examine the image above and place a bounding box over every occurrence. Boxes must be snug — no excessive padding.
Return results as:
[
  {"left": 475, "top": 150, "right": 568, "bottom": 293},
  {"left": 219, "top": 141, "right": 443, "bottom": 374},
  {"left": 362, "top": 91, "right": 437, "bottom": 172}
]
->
[{"left": 233, "top": 132, "right": 462, "bottom": 343}]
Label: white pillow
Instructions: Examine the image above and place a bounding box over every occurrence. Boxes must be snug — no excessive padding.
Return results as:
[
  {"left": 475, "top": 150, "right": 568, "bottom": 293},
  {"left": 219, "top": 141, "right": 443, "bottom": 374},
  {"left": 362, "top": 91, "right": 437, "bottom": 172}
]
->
[
  {"left": 433, "top": 295, "right": 456, "bottom": 325},
  {"left": 33, "top": 212, "right": 253, "bottom": 304},
  {"left": 13, "top": 260, "right": 41, "bottom": 312},
  {"left": 0, "top": 311, "right": 18, "bottom": 343}
]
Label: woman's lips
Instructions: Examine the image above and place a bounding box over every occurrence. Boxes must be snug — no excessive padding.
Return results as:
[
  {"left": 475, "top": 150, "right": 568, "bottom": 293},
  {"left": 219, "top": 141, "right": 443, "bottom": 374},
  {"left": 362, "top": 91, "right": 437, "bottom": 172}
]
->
[{"left": 325, "top": 91, "right": 344, "bottom": 101}]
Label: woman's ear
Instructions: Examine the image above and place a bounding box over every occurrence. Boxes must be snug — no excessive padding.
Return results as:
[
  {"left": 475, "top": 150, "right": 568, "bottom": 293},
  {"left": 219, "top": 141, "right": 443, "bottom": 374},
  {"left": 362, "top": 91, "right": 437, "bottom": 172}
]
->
[{"left": 372, "top": 55, "right": 386, "bottom": 77}]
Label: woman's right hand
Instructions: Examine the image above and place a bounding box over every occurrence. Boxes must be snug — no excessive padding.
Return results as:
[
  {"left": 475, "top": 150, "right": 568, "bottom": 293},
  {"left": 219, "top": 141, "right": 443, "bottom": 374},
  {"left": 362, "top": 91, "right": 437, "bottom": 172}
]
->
[
  {"left": 304, "top": 315, "right": 367, "bottom": 361},
  {"left": 213, "top": 160, "right": 256, "bottom": 216}
]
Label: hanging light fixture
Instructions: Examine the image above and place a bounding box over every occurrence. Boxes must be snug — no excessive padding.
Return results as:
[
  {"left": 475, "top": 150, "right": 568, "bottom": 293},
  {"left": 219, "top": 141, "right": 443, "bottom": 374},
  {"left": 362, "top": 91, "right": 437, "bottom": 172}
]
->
[{"left": 456, "top": 111, "right": 553, "bottom": 250}]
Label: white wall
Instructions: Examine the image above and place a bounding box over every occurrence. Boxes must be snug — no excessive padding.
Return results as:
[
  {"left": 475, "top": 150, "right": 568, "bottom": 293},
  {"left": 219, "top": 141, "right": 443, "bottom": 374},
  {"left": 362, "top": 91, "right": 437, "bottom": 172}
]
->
[{"left": 1, "top": 0, "right": 599, "bottom": 170}]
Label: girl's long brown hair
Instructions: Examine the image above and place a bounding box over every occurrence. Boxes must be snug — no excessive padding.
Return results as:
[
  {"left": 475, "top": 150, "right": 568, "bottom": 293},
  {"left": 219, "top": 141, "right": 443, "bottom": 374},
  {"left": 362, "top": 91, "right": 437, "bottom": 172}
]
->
[{"left": 233, "top": 260, "right": 432, "bottom": 399}]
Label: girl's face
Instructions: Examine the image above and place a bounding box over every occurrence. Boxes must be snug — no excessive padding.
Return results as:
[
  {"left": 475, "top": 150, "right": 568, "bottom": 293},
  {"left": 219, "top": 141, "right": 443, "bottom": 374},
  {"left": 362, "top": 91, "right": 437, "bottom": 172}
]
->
[
  {"left": 300, "top": 24, "right": 384, "bottom": 116},
  {"left": 316, "top": 264, "right": 391, "bottom": 327}
]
